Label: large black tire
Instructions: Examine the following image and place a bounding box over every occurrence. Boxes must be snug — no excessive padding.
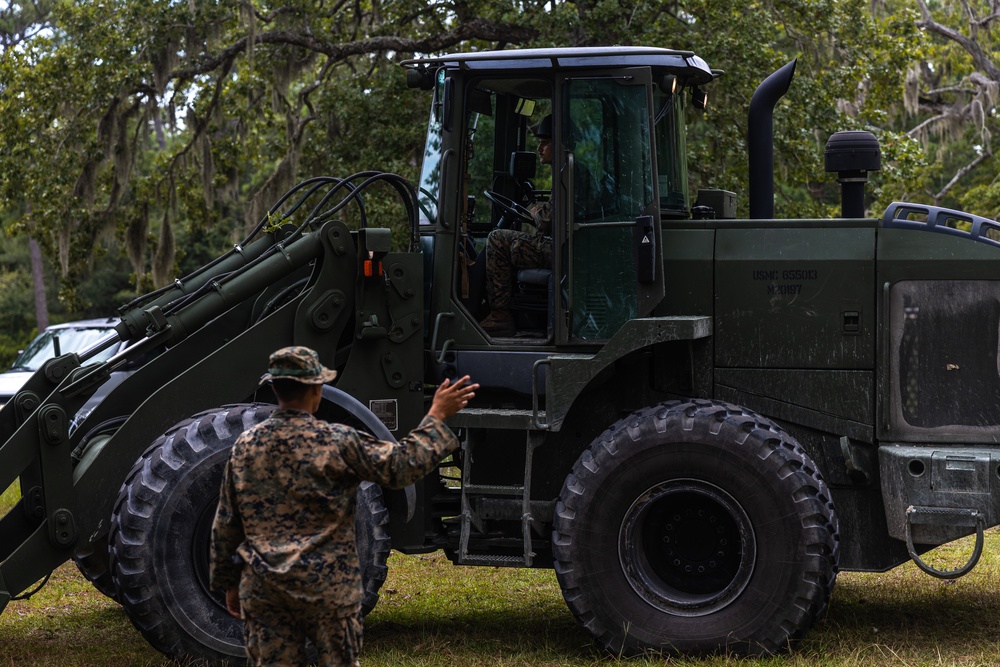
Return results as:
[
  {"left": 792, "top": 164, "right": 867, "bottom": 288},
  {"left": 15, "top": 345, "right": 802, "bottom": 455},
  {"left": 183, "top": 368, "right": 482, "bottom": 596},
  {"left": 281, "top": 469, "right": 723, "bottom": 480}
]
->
[
  {"left": 109, "top": 404, "right": 391, "bottom": 664},
  {"left": 73, "top": 535, "right": 118, "bottom": 601},
  {"left": 552, "top": 399, "right": 839, "bottom": 657}
]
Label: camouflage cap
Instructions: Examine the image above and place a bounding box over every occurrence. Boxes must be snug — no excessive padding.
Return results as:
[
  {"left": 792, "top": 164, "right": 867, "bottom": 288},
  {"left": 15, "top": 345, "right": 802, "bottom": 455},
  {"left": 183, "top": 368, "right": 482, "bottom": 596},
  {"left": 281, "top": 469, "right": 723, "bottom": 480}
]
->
[{"left": 260, "top": 346, "right": 338, "bottom": 385}]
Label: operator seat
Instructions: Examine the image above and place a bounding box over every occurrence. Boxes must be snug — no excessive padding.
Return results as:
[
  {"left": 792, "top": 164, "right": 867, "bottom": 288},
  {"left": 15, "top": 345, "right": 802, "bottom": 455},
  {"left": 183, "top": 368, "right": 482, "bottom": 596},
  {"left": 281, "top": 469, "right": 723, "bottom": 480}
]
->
[{"left": 510, "top": 268, "right": 553, "bottom": 337}]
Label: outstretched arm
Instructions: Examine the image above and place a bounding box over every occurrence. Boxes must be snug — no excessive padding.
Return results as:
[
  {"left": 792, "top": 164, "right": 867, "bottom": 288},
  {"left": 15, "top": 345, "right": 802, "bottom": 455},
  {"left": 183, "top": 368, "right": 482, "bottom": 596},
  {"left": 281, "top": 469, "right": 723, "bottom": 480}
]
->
[
  {"left": 427, "top": 375, "right": 479, "bottom": 421},
  {"left": 340, "top": 375, "right": 479, "bottom": 489}
]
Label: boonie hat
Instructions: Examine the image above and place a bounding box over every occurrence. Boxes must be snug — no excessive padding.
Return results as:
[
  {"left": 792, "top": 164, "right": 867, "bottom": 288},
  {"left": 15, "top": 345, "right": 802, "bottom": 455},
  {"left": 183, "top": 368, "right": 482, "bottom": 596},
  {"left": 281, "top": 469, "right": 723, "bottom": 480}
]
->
[{"left": 260, "top": 346, "right": 338, "bottom": 385}]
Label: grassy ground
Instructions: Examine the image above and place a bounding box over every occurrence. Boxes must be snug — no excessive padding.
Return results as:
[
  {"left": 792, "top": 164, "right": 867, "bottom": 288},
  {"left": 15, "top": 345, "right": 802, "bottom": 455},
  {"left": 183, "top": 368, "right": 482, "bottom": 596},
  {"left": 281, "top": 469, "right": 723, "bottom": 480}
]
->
[{"left": 4, "top": 480, "right": 1000, "bottom": 666}]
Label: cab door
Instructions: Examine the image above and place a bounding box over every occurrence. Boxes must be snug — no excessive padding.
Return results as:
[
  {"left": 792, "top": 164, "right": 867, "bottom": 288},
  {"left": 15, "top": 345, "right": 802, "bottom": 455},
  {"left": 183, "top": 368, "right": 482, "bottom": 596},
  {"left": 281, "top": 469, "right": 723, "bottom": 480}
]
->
[{"left": 555, "top": 68, "right": 663, "bottom": 342}]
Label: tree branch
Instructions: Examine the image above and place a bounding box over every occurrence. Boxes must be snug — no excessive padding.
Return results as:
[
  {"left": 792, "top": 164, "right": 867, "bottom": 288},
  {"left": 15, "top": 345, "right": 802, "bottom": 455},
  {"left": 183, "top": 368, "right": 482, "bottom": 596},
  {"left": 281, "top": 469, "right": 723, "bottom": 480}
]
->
[
  {"left": 933, "top": 148, "right": 993, "bottom": 202},
  {"left": 906, "top": 112, "right": 950, "bottom": 138},
  {"left": 916, "top": 0, "right": 1000, "bottom": 80},
  {"left": 171, "top": 19, "right": 537, "bottom": 83}
]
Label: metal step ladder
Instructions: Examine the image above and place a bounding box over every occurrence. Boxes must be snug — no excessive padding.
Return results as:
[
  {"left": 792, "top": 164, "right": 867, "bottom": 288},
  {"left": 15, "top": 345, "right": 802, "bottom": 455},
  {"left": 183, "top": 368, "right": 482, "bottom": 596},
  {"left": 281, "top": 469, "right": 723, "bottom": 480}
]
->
[{"left": 456, "top": 429, "right": 544, "bottom": 567}]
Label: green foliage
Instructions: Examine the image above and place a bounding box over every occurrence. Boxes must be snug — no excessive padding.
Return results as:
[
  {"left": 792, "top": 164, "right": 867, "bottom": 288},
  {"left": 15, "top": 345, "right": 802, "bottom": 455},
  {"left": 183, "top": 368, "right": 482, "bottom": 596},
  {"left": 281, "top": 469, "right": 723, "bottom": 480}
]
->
[
  {"left": 674, "top": 0, "right": 927, "bottom": 218},
  {"left": 0, "top": 0, "right": 981, "bottom": 319},
  {"left": 1, "top": 1, "right": 532, "bottom": 296},
  {"left": 889, "top": 0, "right": 1000, "bottom": 216},
  {"left": 0, "top": 235, "right": 45, "bottom": 367}
]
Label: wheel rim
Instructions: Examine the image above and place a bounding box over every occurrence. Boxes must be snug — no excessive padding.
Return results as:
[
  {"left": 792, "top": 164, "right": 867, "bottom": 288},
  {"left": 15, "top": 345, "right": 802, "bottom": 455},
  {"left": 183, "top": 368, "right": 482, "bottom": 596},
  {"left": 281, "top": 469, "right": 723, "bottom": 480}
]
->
[
  {"left": 191, "top": 492, "right": 229, "bottom": 615},
  {"left": 619, "top": 479, "right": 756, "bottom": 617}
]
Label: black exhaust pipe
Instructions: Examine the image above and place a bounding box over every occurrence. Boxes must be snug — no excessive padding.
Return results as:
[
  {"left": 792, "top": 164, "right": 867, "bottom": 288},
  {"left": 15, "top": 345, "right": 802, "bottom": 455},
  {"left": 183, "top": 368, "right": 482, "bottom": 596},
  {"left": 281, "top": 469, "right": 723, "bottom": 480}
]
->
[{"left": 748, "top": 59, "right": 797, "bottom": 219}]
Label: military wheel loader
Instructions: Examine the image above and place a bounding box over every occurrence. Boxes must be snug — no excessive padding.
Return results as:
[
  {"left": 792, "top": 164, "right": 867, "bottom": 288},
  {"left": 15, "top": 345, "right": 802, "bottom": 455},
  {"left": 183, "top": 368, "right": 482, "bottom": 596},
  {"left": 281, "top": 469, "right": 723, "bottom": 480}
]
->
[{"left": 2, "top": 45, "right": 1000, "bottom": 662}]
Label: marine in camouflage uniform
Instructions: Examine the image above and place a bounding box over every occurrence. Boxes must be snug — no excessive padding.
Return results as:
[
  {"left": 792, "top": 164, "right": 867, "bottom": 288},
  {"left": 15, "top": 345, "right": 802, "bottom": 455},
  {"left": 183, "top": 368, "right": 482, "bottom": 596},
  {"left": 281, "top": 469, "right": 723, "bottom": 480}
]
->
[
  {"left": 483, "top": 203, "right": 553, "bottom": 313},
  {"left": 210, "top": 346, "right": 477, "bottom": 667},
  {"left": 479, "top": 115, "right": 556, "bottom": 337},
  {"left": 479, "top": 112, "right": 608, "bottom": 337}
]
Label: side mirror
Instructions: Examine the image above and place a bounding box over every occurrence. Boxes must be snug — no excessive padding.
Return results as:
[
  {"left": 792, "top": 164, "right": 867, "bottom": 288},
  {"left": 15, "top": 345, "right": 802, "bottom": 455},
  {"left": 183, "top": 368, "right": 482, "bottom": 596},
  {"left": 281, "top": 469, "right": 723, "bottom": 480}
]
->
[{"left": 405, "top": 67, "right": 435, "bottom": 90}]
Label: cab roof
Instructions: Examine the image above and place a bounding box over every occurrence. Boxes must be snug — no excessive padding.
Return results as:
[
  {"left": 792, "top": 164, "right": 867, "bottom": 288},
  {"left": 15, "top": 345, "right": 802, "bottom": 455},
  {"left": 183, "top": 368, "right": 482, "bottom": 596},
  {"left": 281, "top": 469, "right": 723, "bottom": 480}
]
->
[{"left": 402, "top": 46, "right": 718, "bottom": 86}]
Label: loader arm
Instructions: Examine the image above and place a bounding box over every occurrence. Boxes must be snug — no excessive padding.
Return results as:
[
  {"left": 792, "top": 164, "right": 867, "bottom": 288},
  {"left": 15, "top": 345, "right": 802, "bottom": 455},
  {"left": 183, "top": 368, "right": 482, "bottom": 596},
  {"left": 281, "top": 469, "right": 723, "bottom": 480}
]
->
[
  {"left": 0, "top": 227, "right": 286, "bottom": 552},
  {"left": 0, "top": 225, "right": 284, "bottom": 448},
  {"left": 0, "top": 221, "right": 354, "bottom": 613}
]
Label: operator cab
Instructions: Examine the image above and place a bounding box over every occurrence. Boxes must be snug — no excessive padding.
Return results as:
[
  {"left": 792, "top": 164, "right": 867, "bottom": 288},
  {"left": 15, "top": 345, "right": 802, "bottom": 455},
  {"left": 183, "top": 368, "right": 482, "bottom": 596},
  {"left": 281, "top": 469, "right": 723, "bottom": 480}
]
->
[{"left": 405, "top": 47, "right": 716, "bottom": 393}]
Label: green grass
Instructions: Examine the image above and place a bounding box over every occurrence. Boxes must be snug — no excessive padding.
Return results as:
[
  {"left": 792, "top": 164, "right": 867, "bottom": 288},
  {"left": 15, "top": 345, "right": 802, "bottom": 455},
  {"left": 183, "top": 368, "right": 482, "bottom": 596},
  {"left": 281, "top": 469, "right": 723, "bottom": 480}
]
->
[
  {"left": 365, "top": 541, "right": 1000, "bottom": 667},
  {"left": 0, "top": 481, "right": 18, "bottom": 511},
  {"left": 5, "top": 479, "right": 1000, "bottom": 665}
]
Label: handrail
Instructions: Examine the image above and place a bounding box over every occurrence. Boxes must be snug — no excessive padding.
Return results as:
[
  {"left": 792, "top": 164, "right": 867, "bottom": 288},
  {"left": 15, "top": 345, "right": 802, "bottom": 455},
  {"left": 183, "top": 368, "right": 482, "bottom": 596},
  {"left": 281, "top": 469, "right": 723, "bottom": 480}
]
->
[
  {"left": 431, "top": 312, "right": 455, "bottom": 363},
  {"left": 905, "top": 505, "right": 984, "bottom": 579},
  {"left": 882, "top": 201, "right": 1000, "bottom": 249},
  {"left": 531, "top": 358, "right": 550, "bottom": 430}
]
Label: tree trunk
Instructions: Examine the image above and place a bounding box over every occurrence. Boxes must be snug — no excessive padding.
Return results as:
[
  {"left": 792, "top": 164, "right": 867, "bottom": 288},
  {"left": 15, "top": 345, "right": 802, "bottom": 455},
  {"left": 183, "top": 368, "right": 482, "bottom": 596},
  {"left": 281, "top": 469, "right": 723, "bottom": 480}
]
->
[{"left": 29, "top": 237, "right": 48, "bottom": 332}]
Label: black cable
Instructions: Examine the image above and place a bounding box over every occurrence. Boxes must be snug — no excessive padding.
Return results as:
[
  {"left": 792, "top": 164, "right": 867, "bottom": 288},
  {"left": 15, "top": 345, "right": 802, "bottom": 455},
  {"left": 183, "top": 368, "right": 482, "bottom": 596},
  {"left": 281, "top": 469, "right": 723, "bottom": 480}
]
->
[
  {"left": 132, "top": 170, "right": 422, "bottom": 322},
  {"left": 11, "top": 573, "right": 50, "bottom": 601}
]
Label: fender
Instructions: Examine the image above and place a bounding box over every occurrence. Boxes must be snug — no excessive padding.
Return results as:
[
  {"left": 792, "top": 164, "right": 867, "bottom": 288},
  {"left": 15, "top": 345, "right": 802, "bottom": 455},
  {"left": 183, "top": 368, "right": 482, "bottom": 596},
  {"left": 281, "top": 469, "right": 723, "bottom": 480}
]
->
[{"left": 320, "top": 385, "right": 416, "bottom": 521}]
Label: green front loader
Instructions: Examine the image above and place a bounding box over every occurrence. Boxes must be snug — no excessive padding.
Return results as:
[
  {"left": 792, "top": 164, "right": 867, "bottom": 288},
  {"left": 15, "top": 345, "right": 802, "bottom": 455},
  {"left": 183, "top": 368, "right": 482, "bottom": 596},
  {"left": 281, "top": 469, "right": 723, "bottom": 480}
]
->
[{"left": 2, "top": 46, "right": 1000, "bottom": 662}]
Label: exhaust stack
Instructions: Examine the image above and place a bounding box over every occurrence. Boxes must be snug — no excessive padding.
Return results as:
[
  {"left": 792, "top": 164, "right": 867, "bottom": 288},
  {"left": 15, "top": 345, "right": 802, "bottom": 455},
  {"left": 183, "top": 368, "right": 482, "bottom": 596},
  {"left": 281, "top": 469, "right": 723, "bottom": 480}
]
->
[{"left": 748, "top": 60, "right": 797, "bottom": 219}]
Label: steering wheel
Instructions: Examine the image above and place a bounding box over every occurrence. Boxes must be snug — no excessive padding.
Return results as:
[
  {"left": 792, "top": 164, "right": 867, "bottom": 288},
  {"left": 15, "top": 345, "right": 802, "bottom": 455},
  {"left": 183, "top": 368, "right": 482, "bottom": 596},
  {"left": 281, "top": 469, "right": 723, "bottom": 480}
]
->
[{"left": 483, "top": 190, "right": 536, "bottom": 230}]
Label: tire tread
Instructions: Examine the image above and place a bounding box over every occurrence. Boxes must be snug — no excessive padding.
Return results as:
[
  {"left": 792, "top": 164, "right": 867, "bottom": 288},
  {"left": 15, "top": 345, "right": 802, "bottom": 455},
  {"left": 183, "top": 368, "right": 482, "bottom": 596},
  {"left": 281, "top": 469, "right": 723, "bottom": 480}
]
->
[{"left": 552, "top": 399, "right": 839, "bottom": 657}]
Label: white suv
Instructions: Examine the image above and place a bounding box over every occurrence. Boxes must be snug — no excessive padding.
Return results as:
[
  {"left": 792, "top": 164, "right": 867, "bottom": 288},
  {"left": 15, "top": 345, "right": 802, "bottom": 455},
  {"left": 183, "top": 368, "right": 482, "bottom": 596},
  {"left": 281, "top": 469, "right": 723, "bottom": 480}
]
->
[{"left": 0, "top": 318, "right": 125, "bottom": 409}]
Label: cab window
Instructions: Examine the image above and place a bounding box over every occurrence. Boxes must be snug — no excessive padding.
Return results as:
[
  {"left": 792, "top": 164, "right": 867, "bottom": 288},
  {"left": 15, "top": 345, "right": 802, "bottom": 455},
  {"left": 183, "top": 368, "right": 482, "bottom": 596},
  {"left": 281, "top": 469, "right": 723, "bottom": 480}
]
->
[
  {"left": 565, "top": 77, "right": 655, "bottom": 340},
  {"left": 654, "top": 87, "right": 689, "bottom": 217}
]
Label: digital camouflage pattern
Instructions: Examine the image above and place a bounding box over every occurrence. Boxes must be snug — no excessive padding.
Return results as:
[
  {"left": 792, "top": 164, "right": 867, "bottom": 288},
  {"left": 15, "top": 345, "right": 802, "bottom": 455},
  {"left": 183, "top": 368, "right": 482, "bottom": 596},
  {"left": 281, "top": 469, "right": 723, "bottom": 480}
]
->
[
  {"left": 484, "top": 202, "right": 552, "bottom": 311},
  {"left": 210, "top": 408, "right": 459, "bottom": 601},
  {"left": 210, "top": 408, "right": 459, "bottom": 664},
  {"left": 483, "top": 152, "right": 606, "bottom": 314},
  {"left": 260, "top": 345, "right": 339, "bottom": 384},
  {"left": 241, "top": 572, "right": 364, "bottom": 666},
  {"left": 482, "top": 110, "right": 590, "bottom": 314}
]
